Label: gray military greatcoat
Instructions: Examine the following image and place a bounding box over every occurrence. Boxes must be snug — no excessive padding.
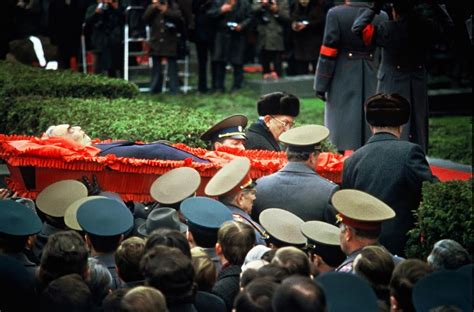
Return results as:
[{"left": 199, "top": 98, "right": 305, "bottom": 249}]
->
[{"left": 314, "top": 1, "right": 387, "bottom": 151}]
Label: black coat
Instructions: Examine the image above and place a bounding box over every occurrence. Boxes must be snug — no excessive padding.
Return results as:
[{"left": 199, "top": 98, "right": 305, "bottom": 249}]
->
[
  {"left": 212, "top": 265, "right": 241, "bottom": 311},
  {"left": 244, "top": 121, "right": 281, "bottom": 152},
  {"left": 95, "top": 141, "right": 209, "bottom": 163},
  {"left": 195, "top": 291, "right": 227, "bottom": 312},
  {"left": 342, "top": 132, "right": 438, "bottom": 256}
]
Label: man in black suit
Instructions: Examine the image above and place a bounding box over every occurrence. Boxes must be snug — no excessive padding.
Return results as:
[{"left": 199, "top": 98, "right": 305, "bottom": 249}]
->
[
  {"left": 45, "top": 124, "right": 208, "bottom": 163},
  {"left": 245, "top": 92, "right": 300, "bottom": 152},
  {"left": 342, "top": 93, "right": 438, "bottom": 257}
]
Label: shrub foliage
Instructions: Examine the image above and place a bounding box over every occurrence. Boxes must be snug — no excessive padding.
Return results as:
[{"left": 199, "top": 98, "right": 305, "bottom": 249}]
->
[
  {"left": 405, "top": 179, "right": 473, "bottom": 259},
  {"left": 0, "top": 61, "right": 139, "bottom": 99},
  {"left": 2, "top": 96, "right": 215, "bottom": 147}
]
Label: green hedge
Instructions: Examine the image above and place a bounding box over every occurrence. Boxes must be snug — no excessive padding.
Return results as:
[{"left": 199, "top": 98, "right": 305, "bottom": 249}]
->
[
  {"left": 405, "top": 179, "right": 473, "bottom": 259},
  {"left": 2, "top": 96, "right": 216, "bottom": 147},
  {"left": 0, "top": 61, "right": 139, "bottom": 99}
]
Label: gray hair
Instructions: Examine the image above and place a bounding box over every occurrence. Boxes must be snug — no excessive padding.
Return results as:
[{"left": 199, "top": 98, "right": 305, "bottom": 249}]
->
[
  {"left": 44, "top": 125, "right": 57, "bottom": 137},
  {"left": 427, "top": 239, "right": 471, "bottom": 271},
  {"left": 86, "top": 257, "right": 113, "bottom": 305}
]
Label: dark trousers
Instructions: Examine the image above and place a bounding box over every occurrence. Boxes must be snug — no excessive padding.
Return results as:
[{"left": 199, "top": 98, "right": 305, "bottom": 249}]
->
[
  {"left": 260, "top": 49, "right": 283, "bottom": 77},
  {"left": 195, "top": 41, "right": 216, "bottom": 93},
  {"left": 294, "top": 60, "right": 317, "bottom": 75},
  {"left": 150, "top": 56, "right": 179, "bottom": 94},
  {"left": 215, "top": 61, "right": 243, "bottom": 92}
]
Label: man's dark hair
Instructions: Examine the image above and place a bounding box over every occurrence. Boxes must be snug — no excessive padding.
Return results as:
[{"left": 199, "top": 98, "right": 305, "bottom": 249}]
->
[
  {"left": 257, "top": 263, "right": 291, "bottom": 283},
  {"left": 351, "top": 225, "right": 380, "bottom": 240},
  {"left": 272, "top": 247, "right": 311, "bottom": 277},
  {"left": 145, "top": 228, "right": 191, "bottom": 259},
  {"left": 235, "top": 278, "right": 279, "bottom": 312},
  {"left": 40, "top": 274, "right": 93, "bottom": 312},
  {"left": 39, "top": 231, "right": 89, "bottom": 289},
  {"left": 0, "top": 233, "right": 29, "bottom": 253},
  {"left": 102, "top": 288, "right": 129, "bottom": 312},
  {"left": 115, "top": 236, "right": 145, "bottom": 283},
  {"left": 273, "top": 276, "right": 326, "bottom": 312},
  {"left": 286, "top": 150, "right": 313, "bottom": 162},
  {"left": 87, "top": 233, "right": 122, "bottom": 254},
  {"left": 218, "top": 221, "right": 256, "bottom": 266},
  {"left": 390, "top": 259, "right": 431, "bottom": 312},
  {"left": 140, "top": 246, "right": 195, "bottom": 305}
]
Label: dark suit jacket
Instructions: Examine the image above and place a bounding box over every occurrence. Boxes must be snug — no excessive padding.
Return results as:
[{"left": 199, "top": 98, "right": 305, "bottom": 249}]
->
[
  {"left": 244, "top": 121, "right": 281, "bottom": 152},
  {"left": 252, "top": 161, "right": 339, "bottom": 223},
  {"left": 95, "top": 141, "right": 209, "bottom": 163},
  {"left": 342, "top": 132, "right": 438, "bottom": 256},
  {"left": 212, "top": 265, "right": 241, "bottom": 311}
]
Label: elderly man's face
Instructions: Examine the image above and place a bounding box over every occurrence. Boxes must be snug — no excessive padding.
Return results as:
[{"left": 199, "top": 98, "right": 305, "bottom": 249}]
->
[
  {"left": 50, "top": 124, "right": 92, "bottom": 146},
  {"left": 238, "top": 188, "right": 257, "bottom": 214},
  {"left": 264, "top": 115, "right": 295, "bottom": 142}
]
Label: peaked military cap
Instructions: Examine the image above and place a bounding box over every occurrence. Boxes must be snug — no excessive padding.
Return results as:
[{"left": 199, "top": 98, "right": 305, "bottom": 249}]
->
[
  {"left": 36, "top": 179, "right": 88, "bottom": 217},
  {"left": 331, "top": 189, "right": 395, "bottom": 232},
  {"left": 257, "top": 92, "right": 300, "bottom": 117},
  {"left": 200, "top": 115, "right": 248, "bottom": 143},
  {"left": 64, "top": 196, "right": 107, "bottom": 231},
  {"left": 279, "top": 125, "right": 330, "bottom": 153},
  {"left": 365, "top": 93, "right": 410, "bottom": 127},
  {"left": 150, "top": 167, "right": 201, "bottom": 205},
  {"left": 412, "top": 270, "right": 472, "bottom": 312},
  {"left": 205, "top": 157, "right": 253, "bottom": 197},
  {"left": 180, "top": 196, "right": 233, "bottom": 232},
  {"left": 259, "top": 208, "right": 306, "bottom": 247},
  {"left": 301, "top": 221, "right": 346, "bottom": 268},
  {"left": 316, "top": 272, "right": 378, "bottom": 312},
  {"left": 0, "top": 200, "right": 42, "bottom": 236},
  {"left": 76, "top": 197, "right": 133, "bottom": 236}
]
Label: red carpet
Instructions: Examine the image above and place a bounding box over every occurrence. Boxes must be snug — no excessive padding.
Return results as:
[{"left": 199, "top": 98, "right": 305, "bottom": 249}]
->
[{"left": 430, "top": 165, "right": 472, "bottom": 182}]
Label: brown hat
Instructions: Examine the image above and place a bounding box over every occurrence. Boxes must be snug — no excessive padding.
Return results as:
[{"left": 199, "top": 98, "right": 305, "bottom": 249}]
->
[
  {"left": 259, "top": 208, "right": 306, "bottom": 246},
  {"left": 331, "top": 189, "right": 395, "bottom": 232},
  {"left": 279, "top": 125, "right": 329, "bottom": 152},
  {"left": 64, "top": 196, "right": 107, "bottom": 231},
  {"left": 200, "top": 115, "right": 248, "bottom": 143},
  {"left": 257, "top": 92, "right": 300, "bottom": 117},
  {"left": 365, "top": 93, "right": 410, "bottom": 127},
  {"left": 150, "top": 167, "right": 201, "bottom": 205},
  {"left": 36, "top": 180, "right": 88, "bottom": 217},
  {"left": 204, "top": 157, "right": 253, "bottom": 197}
]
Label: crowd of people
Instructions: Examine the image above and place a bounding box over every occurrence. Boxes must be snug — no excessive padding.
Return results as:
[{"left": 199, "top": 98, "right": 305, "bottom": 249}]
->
[{"left": 1, "top": 89, "right": 472, "bottom": 311}]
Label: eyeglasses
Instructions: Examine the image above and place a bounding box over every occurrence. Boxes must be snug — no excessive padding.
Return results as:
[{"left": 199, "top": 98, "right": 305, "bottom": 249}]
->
[{"left": 271, "top": 116, "right": 294, "bottom": 128}]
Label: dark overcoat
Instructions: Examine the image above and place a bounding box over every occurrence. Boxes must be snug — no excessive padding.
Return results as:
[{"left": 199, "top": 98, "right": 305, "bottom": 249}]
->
[
  {"left": 290, "top": 1, "right": 325, "bottom": 61},
  {"left": 207, "top": 0, "right": 252, "bottom": 64},
  {"left": 252, "top": 161, "right": 338, "bottom": 223},
  {"left": 144, "top": 2, "right": 184, "bottom": 57},
  {"left": 341, "top": 132, "right": 438, "bottom": 256},
  {"left": 313, "top": 2, "right": 387, "bottom": 151},
  {"left": 244, "top": 120, "right": 281, "bottom": 152},
  {"left": 252, "top": 0, "right": 290, "bottom": 52},
  {"left": 351, "top": 5, "right": 454, "bottom": 153},
  {"left": 212, "top": 265, "right": 241, "bottom": 311}
]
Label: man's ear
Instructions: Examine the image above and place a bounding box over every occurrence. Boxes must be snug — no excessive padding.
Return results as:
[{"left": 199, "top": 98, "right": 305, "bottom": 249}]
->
[
  {"left": 263, "top": 115, "right": 272, "bottom": 126},
  {"left": 345, "top": 226, "right": 353, "bottom": 242},
  {"left": 215, "top": 242, "right": 222, "bottom": 256},
  {"left": 186, "top": 231, "right": 196, "bottom": 248},
  {"left": 390, "top": 295, "right": 399, "bottom": 311},
  {"left": 213, "top": 141, "right": 222, "bottom": 150}
]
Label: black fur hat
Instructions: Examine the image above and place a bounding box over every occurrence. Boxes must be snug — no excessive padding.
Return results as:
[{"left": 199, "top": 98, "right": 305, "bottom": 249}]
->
[
  {"left": 365, "top": 93, "right": 410, "bottom": 127},
  {"left": 257, "top": 92, "right": 300, "bottom": 117}
]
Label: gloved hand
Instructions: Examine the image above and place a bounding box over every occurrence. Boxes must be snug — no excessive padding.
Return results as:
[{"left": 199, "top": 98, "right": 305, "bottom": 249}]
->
[
  {"left": 316, "top": 91, "right": 327, "bottom": 102},
  {"left": 81, "top": 175, "right": 101, "bottom": 196}
]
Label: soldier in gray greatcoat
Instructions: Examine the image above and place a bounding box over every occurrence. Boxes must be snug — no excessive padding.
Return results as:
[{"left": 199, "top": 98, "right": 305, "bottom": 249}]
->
[
  {"left": 351, "top": 0, "right": 454, "bottom": 153},
  {"left": 313, "top": 0, "right": 388, "bottom": 152}
]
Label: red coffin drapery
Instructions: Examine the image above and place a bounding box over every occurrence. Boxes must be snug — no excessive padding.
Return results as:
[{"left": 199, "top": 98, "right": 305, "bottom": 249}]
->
[{"left": 0, "top": 134, "right": 346, "bottom": 202}]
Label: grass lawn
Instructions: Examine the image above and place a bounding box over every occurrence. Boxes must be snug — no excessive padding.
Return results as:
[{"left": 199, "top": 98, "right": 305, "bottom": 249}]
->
[{"left": 138, "top": 81, "right": 472, "bottom": 165}]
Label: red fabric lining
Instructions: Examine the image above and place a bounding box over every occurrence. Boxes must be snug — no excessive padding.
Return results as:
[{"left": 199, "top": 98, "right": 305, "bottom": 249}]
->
[{"left": 1, "top": 135, "right": 346, "bottom": 201}]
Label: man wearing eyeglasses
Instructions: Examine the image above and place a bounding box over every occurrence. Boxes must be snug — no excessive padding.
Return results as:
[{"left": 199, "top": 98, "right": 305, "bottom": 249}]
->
[
  {"left": 252, "top": 125, "right": 339, "bottom": 225},
  {"left": 244, "top": 92, "right": 300, "bottom": 152}
]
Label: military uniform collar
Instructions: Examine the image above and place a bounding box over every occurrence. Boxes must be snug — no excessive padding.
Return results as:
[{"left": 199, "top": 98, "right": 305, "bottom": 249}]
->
[{"left": 367, "top": 132, "right": 399, "bottom": 144}]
